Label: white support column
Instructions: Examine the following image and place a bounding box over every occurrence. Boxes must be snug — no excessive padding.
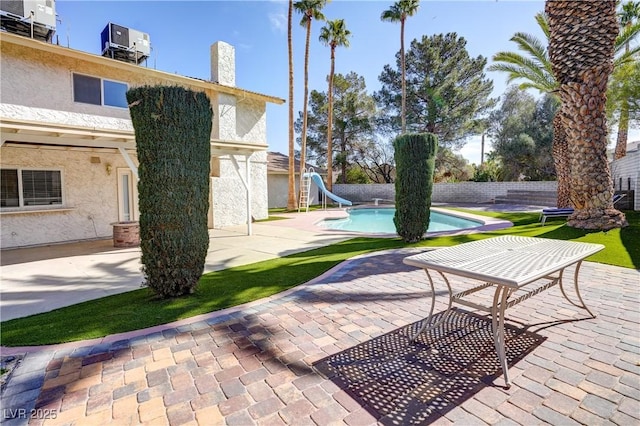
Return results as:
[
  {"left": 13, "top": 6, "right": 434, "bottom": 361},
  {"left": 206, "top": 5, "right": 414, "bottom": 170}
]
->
[
  {"left": 246, "top": 154, "right": 252, "bottom": 236},
  {"left": 229, "top": 154, "right": 252, "bottom": 235},
  {"left": 118, "top": 147, "right": 139, "bottom": 179}
]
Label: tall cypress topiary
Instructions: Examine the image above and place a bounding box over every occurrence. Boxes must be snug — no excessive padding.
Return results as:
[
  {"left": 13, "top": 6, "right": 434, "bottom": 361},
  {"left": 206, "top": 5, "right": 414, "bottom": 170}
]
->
[
  {"left": 393, "top": 133, "right": 438, "bottom": 243},
  {"left": 127, "top": 85, "right": 213, "bottom": 298}
]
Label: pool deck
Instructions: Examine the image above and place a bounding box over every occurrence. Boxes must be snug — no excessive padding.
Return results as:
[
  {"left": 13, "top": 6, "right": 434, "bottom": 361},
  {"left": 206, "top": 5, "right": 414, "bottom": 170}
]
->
[{"left": 3, "top": 204, "right": 637, "bottom": 425}]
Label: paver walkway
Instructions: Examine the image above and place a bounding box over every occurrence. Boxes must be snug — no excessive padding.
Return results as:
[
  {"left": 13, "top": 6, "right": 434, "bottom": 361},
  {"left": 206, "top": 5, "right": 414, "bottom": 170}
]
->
[{"left": 1, "top": 249, "right": 638, "bottom": 425}]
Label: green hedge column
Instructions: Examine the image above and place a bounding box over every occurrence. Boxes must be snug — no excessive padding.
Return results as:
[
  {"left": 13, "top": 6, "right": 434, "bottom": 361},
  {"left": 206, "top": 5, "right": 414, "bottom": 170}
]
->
[
  {"left": 393, "top": 133, "right": 438, "bottom": 243},
  {"left": 127, "top": 85, "right": 213, "bottom": 298}
]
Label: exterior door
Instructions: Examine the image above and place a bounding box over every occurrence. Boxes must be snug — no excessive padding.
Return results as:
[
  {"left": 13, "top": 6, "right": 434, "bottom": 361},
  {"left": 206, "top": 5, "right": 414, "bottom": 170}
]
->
[{"left": 117, "top": 168, "right": 138, "bottom": 222}]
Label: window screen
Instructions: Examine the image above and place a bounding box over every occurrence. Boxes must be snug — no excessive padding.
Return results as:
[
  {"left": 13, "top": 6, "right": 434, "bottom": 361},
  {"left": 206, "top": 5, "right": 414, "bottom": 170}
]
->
[
  {"left": 73, "top": 74, "right": 101, "bottom": 105},
  {"left": 1, "top": 169, "right": 19, "bottom": 207},
  {"left": 21, "top": 170, "right": 62, "bottom": 206}
]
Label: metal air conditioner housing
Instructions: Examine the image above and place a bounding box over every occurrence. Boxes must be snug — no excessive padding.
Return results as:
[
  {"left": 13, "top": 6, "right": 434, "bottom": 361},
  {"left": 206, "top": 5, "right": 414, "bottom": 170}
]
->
[
  {"left": 0, "top": 0, "right": 56, "bottom": 42},
  {"left": 101, "top": 22, "right": 150, "bottom": 65}
]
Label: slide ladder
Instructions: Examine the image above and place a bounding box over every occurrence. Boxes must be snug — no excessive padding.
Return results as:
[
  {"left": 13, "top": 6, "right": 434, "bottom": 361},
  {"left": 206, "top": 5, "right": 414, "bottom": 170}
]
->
[
  {"left": 298, "top": 167, "right": 312, "bottom": 212},
  {"left": 300, "top": 167, "right": 352, "bottom": 211}
]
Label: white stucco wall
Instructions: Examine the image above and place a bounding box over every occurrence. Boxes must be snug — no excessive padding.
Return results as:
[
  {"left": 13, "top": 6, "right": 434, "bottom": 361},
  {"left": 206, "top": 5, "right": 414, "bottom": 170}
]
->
[
  {"left": 267, "top": 174, "right": 320, "bottom": 209},
  {"left": 1, "top": 38, "right": 273, "bottom": 247},
  {"left": 611, "top": 149, "right": 639, "bottom": 210},
  {"left": 212, "top": 151, "right": 268, "bottom": 227},
  {"left": 0, "top": 146, "right": 132, "bottom": 248}
]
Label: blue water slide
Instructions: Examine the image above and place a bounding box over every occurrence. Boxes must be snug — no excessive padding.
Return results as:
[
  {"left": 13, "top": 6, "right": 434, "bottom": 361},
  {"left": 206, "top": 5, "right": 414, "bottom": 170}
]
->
[{"left": 305, "top": 172, "right": 352, "bottom": 206}]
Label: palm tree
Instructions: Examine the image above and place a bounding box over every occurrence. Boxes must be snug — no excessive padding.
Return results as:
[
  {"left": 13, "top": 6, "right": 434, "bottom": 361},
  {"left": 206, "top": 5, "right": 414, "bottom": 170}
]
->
[
  {"left": 319, "top": 19, "right": 351, "bottom": 192},
  {"left": 287, "top": 0, "right": 297, "bottom": 211},
  {"left": 489, "top": 13, "right": 568, "bottom": 206},
  {"left": 381, "top": 0, "right": 420, "bottom": 134},
  {"left": 546, "top": 0, "right": 627, "bottom": 230},
  {"left": 489, "top": 11, "right": 640, "bottom": 208},
  {"left": 614, "top": 0, "right": 640, "bottom": 159},
  {"left": 294, "top": 0, "right": 328, "bottom": 199}
]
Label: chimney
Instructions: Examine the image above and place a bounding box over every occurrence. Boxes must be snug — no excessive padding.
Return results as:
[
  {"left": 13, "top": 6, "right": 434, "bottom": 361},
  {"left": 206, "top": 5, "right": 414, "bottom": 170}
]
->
[{"left": 211, "top": 41, "right": 235, "bottom": 86}]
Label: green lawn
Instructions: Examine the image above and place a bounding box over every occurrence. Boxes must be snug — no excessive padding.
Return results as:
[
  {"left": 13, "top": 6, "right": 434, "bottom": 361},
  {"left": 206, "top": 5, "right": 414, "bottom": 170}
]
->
[{"left": 1, "top": 210, "right": 637, "bottom": 347}]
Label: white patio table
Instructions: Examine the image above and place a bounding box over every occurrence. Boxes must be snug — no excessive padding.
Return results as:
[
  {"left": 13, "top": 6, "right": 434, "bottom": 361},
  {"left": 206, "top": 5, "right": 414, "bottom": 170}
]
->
[{"left": 402, "top": 235, "right": 604, "bottom": 387}]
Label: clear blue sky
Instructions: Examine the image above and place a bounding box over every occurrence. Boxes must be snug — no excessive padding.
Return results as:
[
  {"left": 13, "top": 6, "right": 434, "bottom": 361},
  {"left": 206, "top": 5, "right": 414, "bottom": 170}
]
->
[{"left": 54, "top": 0, "right": 637, "bottom": 164}]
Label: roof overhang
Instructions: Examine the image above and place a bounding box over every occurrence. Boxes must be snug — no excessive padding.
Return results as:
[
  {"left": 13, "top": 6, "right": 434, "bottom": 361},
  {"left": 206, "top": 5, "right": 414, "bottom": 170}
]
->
[
  {"left": 0, "top": 32, "right": 285, "bottom": 106},
  {"left": 0, "top": 118, "right": 267, "bottom": 156}
]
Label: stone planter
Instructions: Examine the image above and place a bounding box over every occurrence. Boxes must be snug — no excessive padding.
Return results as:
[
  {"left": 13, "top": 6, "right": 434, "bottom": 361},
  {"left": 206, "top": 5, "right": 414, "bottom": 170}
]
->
[{"left": 112, "top": 221, "right": 140, "bottom": 248}]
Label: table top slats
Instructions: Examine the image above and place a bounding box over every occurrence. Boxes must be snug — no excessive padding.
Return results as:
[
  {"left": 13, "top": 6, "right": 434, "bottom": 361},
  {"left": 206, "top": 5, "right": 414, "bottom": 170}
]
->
[{"left": 403, "top": 236, "right": 604, "bottom": 288}]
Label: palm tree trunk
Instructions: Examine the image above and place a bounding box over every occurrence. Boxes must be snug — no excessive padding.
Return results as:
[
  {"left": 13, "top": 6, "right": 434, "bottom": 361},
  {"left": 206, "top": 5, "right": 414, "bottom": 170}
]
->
[
  {"left": 614, "top": 38, "right": 632, "bottom": 160},
  {"left": 559, "top": 67, "right": 626, "bottom": 229},
  {"left": 341, "top": 137, "right": 347, "bottom": 183},
  {"left": 400, "top": 18, "right": 406, "bottom": 134},
  {"left": 614, "top": 102, "right": 629, "bottom": 159},
  {"left": 547, "top": 0, "right": 626, "bottom": 230},
  {"left": 287, "top": 0, "right": 297, "bottom": 211},
  {"left": 552, "top": 112, "right": 571, "bottom": 208},
  {"left": 327, "top": 47, "right": 335, "bottom": 192},
  {"left": 300, "top": 19, "right": 312, "bottom": 188}
]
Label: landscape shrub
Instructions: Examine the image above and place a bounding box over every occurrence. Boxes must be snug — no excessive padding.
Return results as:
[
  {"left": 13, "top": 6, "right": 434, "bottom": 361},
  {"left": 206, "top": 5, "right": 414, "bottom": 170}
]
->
[
  {"left": 393, "top": 133, "right": 438, "bottom": 242},
  {"left": 127, "top": 85, "right": 213, "bottom": 297}
]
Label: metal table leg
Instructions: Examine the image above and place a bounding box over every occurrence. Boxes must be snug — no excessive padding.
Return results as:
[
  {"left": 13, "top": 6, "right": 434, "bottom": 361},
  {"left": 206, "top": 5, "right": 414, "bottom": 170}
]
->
[
  {"left": 410, "top": 269, "right": 453, "bottom": 342},
  {"left": 491, "top": 285, "right": 512, "bottom": 388},
  {"left": 558, "top": 261, "right": 596, "bottom": 318}
]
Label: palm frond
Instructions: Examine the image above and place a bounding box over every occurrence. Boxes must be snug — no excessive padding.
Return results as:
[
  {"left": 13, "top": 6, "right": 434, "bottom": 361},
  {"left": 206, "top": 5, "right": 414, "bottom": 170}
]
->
[
  {"left": 535, "top": 12, "right": 550, "bottom": 38},
  {"left": 615, "top": 21, "right": 640, "bottom": 54},
  {"left": 510, "top": 32, "right": 551, "bottom": 72},
  {"left": 488, "top": 63, "right": 557, "bottom": 92},
  {"left": 491, "top": 52, "right": 552, "bottom": 83}
]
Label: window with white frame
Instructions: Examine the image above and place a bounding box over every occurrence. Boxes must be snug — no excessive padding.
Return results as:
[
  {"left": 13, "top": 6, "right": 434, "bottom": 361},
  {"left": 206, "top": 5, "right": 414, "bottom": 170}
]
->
[
  {"left": 73, "top": 73, "right": 128, "bottom": 108},
  {"left": 1, "top": 169, "right": 63, "bottom": 208}
]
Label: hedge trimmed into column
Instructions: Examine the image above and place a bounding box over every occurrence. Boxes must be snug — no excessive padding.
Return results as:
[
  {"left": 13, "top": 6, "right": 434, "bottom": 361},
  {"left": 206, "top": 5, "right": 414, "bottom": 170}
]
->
[
  {"left": 127, "top": 85, "right": 213, "bottom": 298},
  {"left": 393, "top": 133, "right": 438, "bottom": 243}
]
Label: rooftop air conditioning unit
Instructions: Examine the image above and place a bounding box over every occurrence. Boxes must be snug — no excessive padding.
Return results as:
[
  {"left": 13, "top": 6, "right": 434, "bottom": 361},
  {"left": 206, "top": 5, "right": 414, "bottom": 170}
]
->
[
  {"left": 101, "top": 22, "right": 150, "bottom": 65},
  {"left": 0, "top": 0, "right": 56, "bottom": 42}
]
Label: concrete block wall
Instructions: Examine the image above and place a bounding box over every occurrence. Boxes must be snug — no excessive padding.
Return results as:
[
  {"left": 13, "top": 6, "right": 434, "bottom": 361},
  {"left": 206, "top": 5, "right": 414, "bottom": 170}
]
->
[{"left": 333, "top": 181, "right": 558, "bottom": 205}]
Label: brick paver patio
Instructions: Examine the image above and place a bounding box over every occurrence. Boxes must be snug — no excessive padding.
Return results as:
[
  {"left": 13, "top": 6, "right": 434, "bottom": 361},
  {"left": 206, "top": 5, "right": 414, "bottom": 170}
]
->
[{"left": 1, "top": 248, "right": 639, "bottom": 425}]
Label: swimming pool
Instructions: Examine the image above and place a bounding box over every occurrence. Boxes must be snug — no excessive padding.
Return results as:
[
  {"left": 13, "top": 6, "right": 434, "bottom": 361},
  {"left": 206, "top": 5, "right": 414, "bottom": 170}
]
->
[{"left": 317, "top": 208, "right": 483, "bottom": 234}]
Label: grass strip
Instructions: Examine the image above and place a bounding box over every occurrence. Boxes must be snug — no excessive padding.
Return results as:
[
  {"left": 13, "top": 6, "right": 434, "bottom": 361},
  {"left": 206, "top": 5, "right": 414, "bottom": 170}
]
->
[{"left": 1, "top": 210, "right": 637, "bottom": 346}]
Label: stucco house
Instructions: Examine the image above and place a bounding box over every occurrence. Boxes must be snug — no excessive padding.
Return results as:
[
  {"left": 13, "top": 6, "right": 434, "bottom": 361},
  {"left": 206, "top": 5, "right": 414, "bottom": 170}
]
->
[
  {"left": 610, "top": 141, "right": 639, "bottom": 211},
  {"left": 0, "top": 31, "right": 284, "bottom": 249},
  {"left": 266, "top": 152, "right": 326, "bottom": 209}
]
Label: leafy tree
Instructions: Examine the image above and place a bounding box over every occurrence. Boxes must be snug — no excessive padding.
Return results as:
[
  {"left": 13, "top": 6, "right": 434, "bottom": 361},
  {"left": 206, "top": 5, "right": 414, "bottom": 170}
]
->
[
  {"left": 336, "top": 165, "right": 372, "bottom": 184},
  {"left": 287, "top": 0, "right": 297, "bottom": 211},
  {"left": 376, "top": 33, "right": 496, "bottom": 151},
  {"left": 472, "top": 156, "right": 504, "bottom": 182},
  {"left": 488, "top": 86, "right": 556, "bottom": 181},
  {"left": 127, "top": 86, "right": 212, "bottom": 298},
  {"left": 352, "top": 139, "right": 396, "bottom": 183},
  {"left": 393, "top": 133, "right": 437, "bottom": 243},
  {"left": 319, "top": 19, "right": 351, "bottom": 191},
  {"left": 433, "top": 148, "right": 473, "bottom": 182},
  {"left": 294, "top": 0, "right": 328, "bottom": 184},
  {"left": 381, "top": 0, "right": 420, "bottom": 133},
  {"left": 294, "top": 72, "right": 377, "bottom": 182}
]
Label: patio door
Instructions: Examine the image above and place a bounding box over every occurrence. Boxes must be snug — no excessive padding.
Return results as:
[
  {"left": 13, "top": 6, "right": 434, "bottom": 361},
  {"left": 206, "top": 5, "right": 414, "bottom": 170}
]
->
[{"left": 117, "top": 168, "right": 138, "bottom": 222}]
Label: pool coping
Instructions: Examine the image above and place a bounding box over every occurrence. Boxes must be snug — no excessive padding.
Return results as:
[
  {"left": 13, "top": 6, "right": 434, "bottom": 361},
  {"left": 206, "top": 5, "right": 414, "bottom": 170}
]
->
[{"left": 311, "top": 206, "right": 513, "bottom": 238}]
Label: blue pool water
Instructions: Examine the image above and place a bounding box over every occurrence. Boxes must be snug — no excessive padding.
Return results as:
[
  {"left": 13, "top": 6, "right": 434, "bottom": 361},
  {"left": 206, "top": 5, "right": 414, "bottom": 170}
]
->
[{"left": 318, "top": 208, "right": 482, "bottom": 234}]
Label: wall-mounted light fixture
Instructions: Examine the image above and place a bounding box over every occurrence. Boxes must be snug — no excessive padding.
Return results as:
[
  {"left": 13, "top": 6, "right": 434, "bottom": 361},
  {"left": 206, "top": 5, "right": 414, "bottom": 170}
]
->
[{"left": 105, "top": 163, "right": 113, "bottom": 175}]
